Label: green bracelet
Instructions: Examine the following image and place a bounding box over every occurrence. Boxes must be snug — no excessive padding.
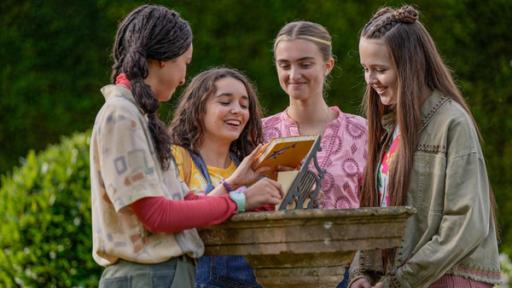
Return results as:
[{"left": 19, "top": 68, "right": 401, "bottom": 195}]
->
[{"left": 228, "top": 187, "right": 247, "bottom": 213}]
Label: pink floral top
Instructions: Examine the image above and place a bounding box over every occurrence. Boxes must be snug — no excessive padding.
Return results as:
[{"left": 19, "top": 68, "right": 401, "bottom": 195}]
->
[{"left": 262, "top": 107, "right": 368, "bottom": 209}]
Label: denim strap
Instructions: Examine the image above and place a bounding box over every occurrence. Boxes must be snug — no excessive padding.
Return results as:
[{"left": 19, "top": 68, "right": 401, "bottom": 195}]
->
[{"left": 188, "top": 150, "right": 240, "bottom": 194}]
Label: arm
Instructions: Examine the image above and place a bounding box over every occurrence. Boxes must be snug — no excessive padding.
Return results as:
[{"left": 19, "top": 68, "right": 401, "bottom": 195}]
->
[
  {"left": 131, "top": 193, "right": 236, "bottom": 233},
  {"left": 132, "top": 177, "right": 284, "bottom": 233}
]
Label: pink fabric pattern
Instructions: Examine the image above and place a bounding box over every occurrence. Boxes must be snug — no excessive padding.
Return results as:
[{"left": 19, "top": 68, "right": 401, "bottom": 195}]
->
[
  {"left": 262, "top": 107, "right": 368, "bottom": 209},
  {"left": 430, "top": 274, "right": 493, "bottom": 288}
]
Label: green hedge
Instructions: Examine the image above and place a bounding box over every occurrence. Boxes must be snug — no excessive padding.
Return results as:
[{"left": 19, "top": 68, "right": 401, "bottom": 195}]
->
[{"left": 0, "top": 132, "right": 100, "bottom": 287}]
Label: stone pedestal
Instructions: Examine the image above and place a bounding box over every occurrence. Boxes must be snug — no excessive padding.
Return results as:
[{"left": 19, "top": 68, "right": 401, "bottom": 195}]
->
[{"left": 199, "top": 207, "right": 415, "bottom": 288}]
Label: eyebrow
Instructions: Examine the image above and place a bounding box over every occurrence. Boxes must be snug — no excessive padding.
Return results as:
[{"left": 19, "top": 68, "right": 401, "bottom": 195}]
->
[
  {"left": 277, "top": 56, "right": 315, "bottom": 62},
  {"left": 216, "top": 92, "right": 249, "bottom": 99}
]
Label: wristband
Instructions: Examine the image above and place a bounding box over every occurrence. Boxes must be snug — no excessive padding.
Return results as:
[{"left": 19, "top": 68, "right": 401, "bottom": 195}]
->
[
  {"left": 228, "top": 186, "right": 247, "bottom": 213},
  {"left": 221, "top": 179, "right": 234, "bottom": 192}
]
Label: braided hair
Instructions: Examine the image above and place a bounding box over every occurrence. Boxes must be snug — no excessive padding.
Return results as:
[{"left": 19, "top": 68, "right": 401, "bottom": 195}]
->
[{"left": 111, "top": 5, "right": 192, "bottom": 170}]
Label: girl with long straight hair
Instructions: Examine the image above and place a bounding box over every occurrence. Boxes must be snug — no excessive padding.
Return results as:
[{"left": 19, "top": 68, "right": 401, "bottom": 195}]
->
[{"left": 350, "top": 5, "right": 500, "bottom": 288}]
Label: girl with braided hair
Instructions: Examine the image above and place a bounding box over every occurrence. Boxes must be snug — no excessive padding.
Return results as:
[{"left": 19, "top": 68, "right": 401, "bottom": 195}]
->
[
  {"left": 350, "top": 5, "right": 500, "bottom": 288},
  {"left": 90, "top": 5, "right": 282, "bottom": 287}
]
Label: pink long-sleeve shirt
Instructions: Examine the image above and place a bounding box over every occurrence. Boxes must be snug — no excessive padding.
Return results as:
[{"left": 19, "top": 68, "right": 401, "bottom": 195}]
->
[{"left": 262, "top": 107, "right": 368, "bottom": 209}]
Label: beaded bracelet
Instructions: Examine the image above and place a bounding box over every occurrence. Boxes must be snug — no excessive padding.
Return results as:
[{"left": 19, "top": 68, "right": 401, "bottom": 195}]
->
[{"left": 221, "top": 179, "right": 234, "bottom": 192}]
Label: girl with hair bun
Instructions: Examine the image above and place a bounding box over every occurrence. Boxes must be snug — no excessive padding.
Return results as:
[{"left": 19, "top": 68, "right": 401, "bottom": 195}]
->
[
  {"left": 350, "top": 5, "right": 500, "bottom": 288},
  {"left": 90, "top": 5, "right": 281, "bottom": 287}
]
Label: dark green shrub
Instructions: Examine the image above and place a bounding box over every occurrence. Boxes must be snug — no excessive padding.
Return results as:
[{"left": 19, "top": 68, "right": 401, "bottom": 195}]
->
[{"left": 0, "top": 132, "right": 100, "bottom": 287}]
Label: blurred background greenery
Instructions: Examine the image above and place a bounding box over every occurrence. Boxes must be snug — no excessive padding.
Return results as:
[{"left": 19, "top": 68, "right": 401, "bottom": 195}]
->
[{"left": 0, "top": 0, "right": 511, "bottom": 286}]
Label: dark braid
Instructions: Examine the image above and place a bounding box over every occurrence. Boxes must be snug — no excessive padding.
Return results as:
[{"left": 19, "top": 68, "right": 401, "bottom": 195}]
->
[{"left": 111, "top": 5, "right": 192, "bottom": 170}]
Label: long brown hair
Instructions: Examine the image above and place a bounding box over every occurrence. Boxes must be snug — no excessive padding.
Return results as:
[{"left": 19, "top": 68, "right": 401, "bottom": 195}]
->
[
  {"left": 169, "top": 67, "right": 263, "bottom": 160},
  {"left": 111, "top": 5, "right": 192, "bottom": 170},
  {"left": 360, "top": 5, "right": 476, "bottom": 207}
]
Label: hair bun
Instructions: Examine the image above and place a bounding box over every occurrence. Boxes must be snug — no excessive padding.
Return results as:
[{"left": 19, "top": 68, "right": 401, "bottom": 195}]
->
[{"left": 394, "top": 5, "right": 418, "bottom": 24}]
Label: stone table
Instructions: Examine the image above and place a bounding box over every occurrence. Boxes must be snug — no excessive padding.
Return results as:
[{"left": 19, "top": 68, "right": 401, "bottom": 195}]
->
[{"left": 199, "top": 207, "right": 415, "bottom": 288}]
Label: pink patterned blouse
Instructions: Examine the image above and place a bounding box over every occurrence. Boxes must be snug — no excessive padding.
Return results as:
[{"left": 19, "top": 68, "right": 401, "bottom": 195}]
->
[{"left": 262, "top": 107, "right": 368, "bottom": 209}]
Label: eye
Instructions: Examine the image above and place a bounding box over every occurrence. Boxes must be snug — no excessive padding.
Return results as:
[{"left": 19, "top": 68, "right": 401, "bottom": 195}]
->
[
  {"left": 278, "top": 63, "right": 290, "bottom": 70},
  {"left": 361, "top": 66, "right": 369, "bottom": 73},
  {"left": 300, "top": 62, "right": 313, "bottom": 69},
  {"left": 219, "top": 101, "right": 230, "bottom": 106},
  {"left": 376, "top": 68, "right": 387, "bottom": 73}
]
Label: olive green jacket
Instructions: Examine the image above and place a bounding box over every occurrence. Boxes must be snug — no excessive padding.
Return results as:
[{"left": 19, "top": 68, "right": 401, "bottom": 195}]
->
[{"left": 349, "top": 91, "right": 500, "bottom": 287}]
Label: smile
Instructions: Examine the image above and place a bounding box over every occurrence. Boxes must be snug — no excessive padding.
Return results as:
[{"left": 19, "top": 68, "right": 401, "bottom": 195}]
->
[
  {"left": 225, "top": 119, "right": 242, "bottom": 127},
  {"left": 372, "top": 86, "right": 386, "bottom": 95}
]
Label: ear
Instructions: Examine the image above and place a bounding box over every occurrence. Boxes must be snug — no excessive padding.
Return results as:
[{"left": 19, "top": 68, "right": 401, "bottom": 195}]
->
[
  {"left": 147, "top": 59, "right": 164, "bottom": 70},
  {"left": 324, "top": 57, "right": 335, "bottom": 76}
]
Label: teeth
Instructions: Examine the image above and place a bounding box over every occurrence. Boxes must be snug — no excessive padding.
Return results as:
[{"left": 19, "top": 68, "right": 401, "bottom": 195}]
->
[
  {"left": 225, "top": 120, "right": 241, "bottom": 126},
  {"left": 373, "top": 87, "right": 385, "bottom": 94}
]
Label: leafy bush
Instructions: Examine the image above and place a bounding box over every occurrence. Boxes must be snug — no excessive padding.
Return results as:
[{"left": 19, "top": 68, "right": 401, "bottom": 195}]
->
[{"left": 0, "top": 132, "right": 100, "bottom": 287}]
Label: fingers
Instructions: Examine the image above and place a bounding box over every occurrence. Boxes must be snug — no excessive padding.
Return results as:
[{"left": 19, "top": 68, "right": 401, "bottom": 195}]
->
[
  {"left": 247, "top": 144, "right": 263, "bottom": 160},
  {"left": 259, "top": 177, "right": 284, "bottom": 198},
  {"left": 255, "top": 166, "right": 271, "bottom": 175},
  {"left": 276, "top": 165, "right": 296, "bottom": 171}
]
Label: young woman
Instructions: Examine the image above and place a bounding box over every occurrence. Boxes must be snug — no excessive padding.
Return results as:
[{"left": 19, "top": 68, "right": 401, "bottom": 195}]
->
[
  {"left": 169, "top": 67, "right": 268, "bottom": 288},
  {"left": 263, "top": 20, "right": 368, "bottom": 288},
  {"left": 90, "top": 5, "right": 282, "bottom": 287},
  {"left": 264, "top": 21, "right": 368, "bottom": 210},
  {"left": 350, "top": 5, "right": 500, "bottom": 288}
]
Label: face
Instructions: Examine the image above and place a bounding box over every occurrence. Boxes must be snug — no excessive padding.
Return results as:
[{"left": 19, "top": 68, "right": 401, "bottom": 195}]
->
[
  {"left": 274, "top": 39, "right": 333, "bottom": 101},
  {"left": 359, "top": 38, "right": 398, "bottom": 106},
  {"left": 202, "top": 77, "right": 250, "bottom": 145},
  {"left": 149, "top": 45, "right": 193, "bottom": 102}
]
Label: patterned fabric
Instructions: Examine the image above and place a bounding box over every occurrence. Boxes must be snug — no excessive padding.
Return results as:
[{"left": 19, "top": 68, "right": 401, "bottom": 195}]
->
[
  {"left": 90, "top": 84, "right": 204, "bottom": 267},
  {"left": 262, "top": 106, "right": 368, "bottom": 209},
  {"left": 430, "top": 275, "right": 493, "bottom": 288},
  {"left": 377, "top": 127, "right": 400, "bottom": 207}
]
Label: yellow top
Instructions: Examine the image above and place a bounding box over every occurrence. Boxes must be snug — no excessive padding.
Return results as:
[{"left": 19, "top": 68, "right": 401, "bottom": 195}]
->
[{"left": 171, "top": 145, "right": 236, "bottom": 192}]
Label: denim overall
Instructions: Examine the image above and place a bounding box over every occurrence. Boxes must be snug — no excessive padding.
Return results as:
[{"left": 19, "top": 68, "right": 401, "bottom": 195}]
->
[{"left": 189, "top": 151, "right": 261, "bottom": 288}]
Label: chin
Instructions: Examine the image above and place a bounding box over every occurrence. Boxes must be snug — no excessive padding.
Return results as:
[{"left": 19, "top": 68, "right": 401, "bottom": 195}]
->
[
  {"left": 379, "top": 95, "right": 394, "bottom": 106},
  {"left": 288, "top": 91, "right": 308, "bottom": 101}
]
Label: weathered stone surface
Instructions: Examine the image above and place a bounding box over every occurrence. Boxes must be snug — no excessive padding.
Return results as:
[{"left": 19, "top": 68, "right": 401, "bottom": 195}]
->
[{"left": 200, "top": 207, "right": 415, "bottom": 287}]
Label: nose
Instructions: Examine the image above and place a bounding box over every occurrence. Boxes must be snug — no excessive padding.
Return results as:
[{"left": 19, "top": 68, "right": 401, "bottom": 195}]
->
[
  {"left": 230, "top": 103, "right": 242, "bottom": 114},
  {"left": 290, "top": 66, "right": 301, "bottom": 81},
  {"left": 366, "top": 71, "right": 377, "bottom": 85}
]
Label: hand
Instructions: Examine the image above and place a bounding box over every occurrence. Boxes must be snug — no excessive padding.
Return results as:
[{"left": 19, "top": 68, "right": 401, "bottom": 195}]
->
[
  {"left": 226, "top": 144, "right": 270, "bottom": 187},
  {"left": 312, "top": 190, "right": 325, "bottom": 208},
  {"left": 372, "top": 283, "right": 384, "bottom": 288},
  {"left": 244, "top": 178, "right": 284, "bottom": 210},
  {"left": 350, "top": 277, "right": 371, "bottom": 288}
]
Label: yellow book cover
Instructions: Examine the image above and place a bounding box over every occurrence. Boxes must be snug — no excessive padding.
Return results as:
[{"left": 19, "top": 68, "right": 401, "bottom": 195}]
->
[{"left": 254, "top": 135, "right": 318, "bottom": 170}]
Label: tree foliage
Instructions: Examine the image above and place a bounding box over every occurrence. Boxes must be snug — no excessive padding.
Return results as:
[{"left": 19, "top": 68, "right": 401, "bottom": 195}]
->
[{"left": 0, "top": 133, "right": 100, "bottom": 287}]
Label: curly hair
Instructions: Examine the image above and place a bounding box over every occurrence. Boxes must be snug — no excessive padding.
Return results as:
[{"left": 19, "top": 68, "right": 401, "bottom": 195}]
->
[
  {"left": 111, "top": 5, "right": 192, "bottom": 170},
  {"left": 169, "top": 67, "right": 263, "bottom": 160}
]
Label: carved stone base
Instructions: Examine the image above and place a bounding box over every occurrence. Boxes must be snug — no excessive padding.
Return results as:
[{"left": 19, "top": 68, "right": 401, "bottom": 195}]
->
[{"left": 200, "top": 207, "right": 415, "bottom": 287}]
